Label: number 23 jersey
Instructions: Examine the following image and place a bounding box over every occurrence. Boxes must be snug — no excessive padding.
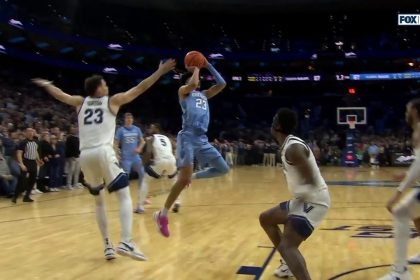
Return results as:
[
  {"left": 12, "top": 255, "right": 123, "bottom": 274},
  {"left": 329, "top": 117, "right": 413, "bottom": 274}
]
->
[
  {"left": 78, "top": 96, "right": 116, "bottom": 150},
  {"left": 181, "top": 90, "right": 209, "bottom": 134}
]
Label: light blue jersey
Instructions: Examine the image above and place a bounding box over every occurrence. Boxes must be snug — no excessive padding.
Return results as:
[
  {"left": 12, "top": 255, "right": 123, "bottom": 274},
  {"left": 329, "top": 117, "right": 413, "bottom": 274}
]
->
[
  {"left": 115, "top": 125, "right": 143, "bottom": 160},
  {"left": 180, "top": 90, "right": 209, "bottom": 134}
]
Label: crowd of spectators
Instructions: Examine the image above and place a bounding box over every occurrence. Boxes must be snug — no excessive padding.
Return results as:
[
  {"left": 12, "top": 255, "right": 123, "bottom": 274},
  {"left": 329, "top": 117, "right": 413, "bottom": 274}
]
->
[{"left": 0, "top": 79, "right": 414, "bottom": 201}]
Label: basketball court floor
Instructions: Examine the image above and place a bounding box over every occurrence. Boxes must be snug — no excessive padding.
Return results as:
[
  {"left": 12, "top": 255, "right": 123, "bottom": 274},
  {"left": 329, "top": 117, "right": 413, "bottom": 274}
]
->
[{"left": 1, "top": 166, "right": 419, "bottom": 280}]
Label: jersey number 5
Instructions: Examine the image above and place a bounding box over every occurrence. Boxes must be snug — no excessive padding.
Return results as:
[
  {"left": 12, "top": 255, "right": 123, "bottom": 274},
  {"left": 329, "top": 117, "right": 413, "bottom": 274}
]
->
[
  {"left": 160, "top": 138, "right": 167, "bottom": 146},
  {"left": 195, "top": 99, "right": 207, "bottom": 110},
  {"left": 84, "top": 109, "right": 103, "bottom": 125}
]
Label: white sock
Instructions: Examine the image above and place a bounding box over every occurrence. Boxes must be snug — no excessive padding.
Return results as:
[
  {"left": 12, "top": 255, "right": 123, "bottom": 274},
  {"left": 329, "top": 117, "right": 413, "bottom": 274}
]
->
[
  {"left": 394, "top": 208, "right": 410, "bottom": 272},
  {"left": 94, "top": 191, "right": 110, "bottom": 247},
  {"left": 161, "top": 208, "right": 169, "bottom": 216},
  {"left": 138, "top": 176, "right": 150, "bottom": 208},
  {"left": 115, "top": 187, "right": 133, "bottom": 243}
]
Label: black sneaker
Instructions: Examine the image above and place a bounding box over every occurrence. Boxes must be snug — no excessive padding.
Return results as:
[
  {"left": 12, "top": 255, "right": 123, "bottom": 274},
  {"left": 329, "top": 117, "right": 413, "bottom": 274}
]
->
[
  {"left": 23, "top": 197, "right": 34, "bottom": 202},
  {"left": 172, "top": 202, "right": 181, "bottom": 213},
  {"left": 11, "top": 196, "right": 17, "bottom": 204}
]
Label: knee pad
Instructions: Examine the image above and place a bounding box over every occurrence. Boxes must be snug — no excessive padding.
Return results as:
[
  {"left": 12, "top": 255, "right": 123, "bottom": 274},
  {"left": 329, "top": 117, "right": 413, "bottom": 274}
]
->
[
  {"left": 87, "top": 184, "right": 105, "bottom": 196},
  {"left": 108, "top": 173, "right": 129, "bottom": 193}
]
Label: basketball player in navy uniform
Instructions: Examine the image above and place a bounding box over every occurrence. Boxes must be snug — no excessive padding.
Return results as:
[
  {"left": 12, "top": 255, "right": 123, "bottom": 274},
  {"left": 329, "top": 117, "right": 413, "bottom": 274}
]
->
[
  {"left": 379, "top": 99, "right": 420, "bottom": 280},
  {"left": 32, "top": 58, "right": 175, "bottom": 261},
  {"left": 154, "top": 62, "right": 230, "bottom": 237},
  {"left": 259, "top": 108, "right": 330, "bottom": 279}
]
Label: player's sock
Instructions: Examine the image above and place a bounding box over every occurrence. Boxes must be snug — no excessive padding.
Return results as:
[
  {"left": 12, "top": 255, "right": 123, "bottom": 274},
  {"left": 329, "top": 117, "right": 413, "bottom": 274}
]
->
[
  {"left": 138, "top": 176, "right": 150, "bottom": 209},
  {"left": 193, "top": 157, "right": 229, "bottom": 179},
  {"left": 116, "top": 187, "right": 133, "bottom": 243},
  {"left": 95, "top": 192, "right": 110, "bottom": 245},
  {"left": 393, "top": 207, "right": 410, "bottom": 272},
  {"left": 161, "top": 208, "right": 169, "bottom": 216}
]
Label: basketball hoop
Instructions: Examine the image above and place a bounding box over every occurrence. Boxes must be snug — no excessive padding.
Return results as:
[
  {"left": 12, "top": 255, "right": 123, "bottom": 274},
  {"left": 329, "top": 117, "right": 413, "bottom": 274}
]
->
[{"left": 348, "top": 120, "right": 356, "bottom": 130}]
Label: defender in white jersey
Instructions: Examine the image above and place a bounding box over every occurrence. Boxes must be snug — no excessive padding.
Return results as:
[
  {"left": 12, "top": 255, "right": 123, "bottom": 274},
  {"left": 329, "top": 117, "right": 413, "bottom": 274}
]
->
[
  {"left": 378, "top": 99, "right": 420, "bottom": 280},
  {"left": 259, "top": 108, "right": 330, "bottom": 280},
  {"left": 32, "top": 59, "right": 175, "bottom": 261},
  {"left": 136, "top": 123, "right": 177, "bottom": 214}
]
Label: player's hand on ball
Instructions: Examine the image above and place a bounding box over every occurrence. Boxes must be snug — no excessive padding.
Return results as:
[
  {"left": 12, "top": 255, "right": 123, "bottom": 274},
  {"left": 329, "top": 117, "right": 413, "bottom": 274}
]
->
[
  {"left": 186, "top": 66, "right": 199, "bottom": 73},
  {"left": 386, "top": 191, "right": 402, "bottom": 213},
  {"left": 158, "top": 59, "right": 176, "bottom": 74},
  {"left": 32, "top": 78, "right": 52, "bottom": 87}
]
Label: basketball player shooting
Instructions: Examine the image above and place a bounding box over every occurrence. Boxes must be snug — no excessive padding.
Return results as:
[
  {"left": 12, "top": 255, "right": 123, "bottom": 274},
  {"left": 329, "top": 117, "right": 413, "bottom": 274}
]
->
[
  {"left": 32, "top": 59, "right": 176, "bottom": 261},
  {"left": 259, "top": 108, "right": 330, "bottom": 280},
  {"left": 378, "top": 99, "right": 420, "bottom": 280},
  {"left": 154, "top": 53, "right": 230, "bottom": 237}
]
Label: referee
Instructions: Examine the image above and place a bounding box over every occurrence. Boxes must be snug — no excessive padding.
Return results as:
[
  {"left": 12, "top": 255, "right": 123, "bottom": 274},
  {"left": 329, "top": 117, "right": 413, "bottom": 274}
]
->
[{"left": 12, "top": 128, "right": 42, "bottom": 203}]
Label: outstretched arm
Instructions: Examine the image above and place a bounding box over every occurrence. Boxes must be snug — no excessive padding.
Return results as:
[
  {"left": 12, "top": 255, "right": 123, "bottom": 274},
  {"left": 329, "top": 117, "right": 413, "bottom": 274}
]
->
[
  {"left": 110, "top": 59, "right": 176, "bottom": 109},
  {"left": 32, "top": 79, "right": 84, "bottom": 107},
  {"left": 203, "top": 63, "right": 227, "bottom": 99}
]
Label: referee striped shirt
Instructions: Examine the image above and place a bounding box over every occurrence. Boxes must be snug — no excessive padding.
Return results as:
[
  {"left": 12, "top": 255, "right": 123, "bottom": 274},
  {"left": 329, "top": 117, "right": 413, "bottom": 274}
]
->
[{"left": 18, "top": 139, "right": 38, "bottom": 160}]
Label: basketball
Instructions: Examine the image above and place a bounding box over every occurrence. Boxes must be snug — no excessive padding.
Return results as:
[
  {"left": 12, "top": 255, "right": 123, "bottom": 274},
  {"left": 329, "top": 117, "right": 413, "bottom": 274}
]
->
[{"left": 184, "top": 51, "right": 207, "bottom": 69}]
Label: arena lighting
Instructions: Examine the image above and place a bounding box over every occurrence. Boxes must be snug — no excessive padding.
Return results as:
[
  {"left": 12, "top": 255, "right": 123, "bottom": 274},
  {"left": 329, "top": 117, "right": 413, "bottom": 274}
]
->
[
  {"left": 108, "top": 43, "right": 123, "bottom": 50},
  {"left": 8, "top": 19, "right": 23, "bottom": 29},
  {"left": 208, "top": 53, "right": 224, "bottom": 59},
  {"left": 103, "top": 67, "right": 118, "bottom": 74},
  {"left": 0, "top": 45, "right": 6, "bottom": 54},
  {"left": 348, "top": 87, "right": 356, "bottom": 95}
]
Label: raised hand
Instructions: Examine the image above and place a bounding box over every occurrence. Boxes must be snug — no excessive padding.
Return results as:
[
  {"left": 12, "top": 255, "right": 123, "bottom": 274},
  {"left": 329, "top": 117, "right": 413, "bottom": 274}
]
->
[{"left": 158, "top": 59, "right": 176, "bottom": 74}]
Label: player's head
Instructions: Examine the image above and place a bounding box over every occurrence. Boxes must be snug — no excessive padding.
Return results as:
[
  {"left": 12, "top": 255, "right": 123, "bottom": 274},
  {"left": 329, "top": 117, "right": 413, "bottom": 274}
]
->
[
  {"left": 406, "top": 98, "right": 420, "bottom": 127},
  {"left": 25, "top": 128, "right": 35, "bottom": 139},
  {"left": 180, "top": 72, "right": 200, "bottom": 88},
  {"left": 124, "top": 113, "right": 134, "bottom": 127},
  {"left": 84, "top": 75, "right": 108, "bottom": 97},
  {"left": 271, "top": 108, "right": 298, "bottom": 138},
  {"left": 149, "top": 123, "right": 162, "bottom": 134}
]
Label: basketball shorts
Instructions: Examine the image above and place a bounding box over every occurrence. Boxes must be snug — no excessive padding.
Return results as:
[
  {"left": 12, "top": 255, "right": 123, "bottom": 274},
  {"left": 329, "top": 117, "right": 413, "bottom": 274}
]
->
[
  {"left": 145, "top": 156, "right": 177, "bottom": 179},
  {"left": 176, "top": 131, "right": 223, "bottom": 168},
  {"left": 121, "top": 156, "right": 143, "bottom": 174},
  {"left": 280, "top": 189, "right": 330, "bottom": 239},
  {"left": 394, "top": 188, "right": 420, "bottom": 219},
  {"left": 80, "top": 145, "right": 127, "bottom": 193}
]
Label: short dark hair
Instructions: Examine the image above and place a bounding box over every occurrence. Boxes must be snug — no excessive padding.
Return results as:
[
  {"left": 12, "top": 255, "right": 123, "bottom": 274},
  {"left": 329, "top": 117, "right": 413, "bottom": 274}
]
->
[
  {"left": 151, "top": 123, "right": 162, "bottom": 132},
  {"left": 272, "top": 108, "right": 298, "bottom": 135},
  {"left": 180, "top": 72, "right": 193, "bottom": 85},
  {"left": 409, "top": 98, "right": 420, "bottom": 118},
  {"left": 124, "top": 112, "right": 133, "bottom": 118},
  {"left": 84, "top": 75, "right": 103, "bottom": 96}
]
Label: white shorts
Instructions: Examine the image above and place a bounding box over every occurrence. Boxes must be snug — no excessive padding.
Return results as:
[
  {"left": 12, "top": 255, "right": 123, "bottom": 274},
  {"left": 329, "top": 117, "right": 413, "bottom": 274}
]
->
[
  {"left": 395, "top": 188, "right": 420, "bottom": 219},
  {"left": 145, "top": 157, "right": 177, "bottom": 179},
  {"left": 280, "top": 190, "right": 330, "bottom": 238},
  {"left": 80, "top": 145, "right": 125, "bottom": 189}
]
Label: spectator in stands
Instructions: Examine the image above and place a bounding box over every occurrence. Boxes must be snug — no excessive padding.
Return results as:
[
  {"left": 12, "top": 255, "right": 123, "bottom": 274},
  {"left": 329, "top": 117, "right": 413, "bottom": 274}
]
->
[
  {"left": 65, "top": 126, "right": 81, "bottom": 189},
  {"left": 368, "top": 141, "right": 380, "bottom": 168},
  {"left": 48, "top": 135, "right": 61, "bottom": 191},
  {"left": 0, "top": 151, "right": 16, "bottom": 198},
  {"left": 38, "top": 131, "right": 53, "bottom": 192}
]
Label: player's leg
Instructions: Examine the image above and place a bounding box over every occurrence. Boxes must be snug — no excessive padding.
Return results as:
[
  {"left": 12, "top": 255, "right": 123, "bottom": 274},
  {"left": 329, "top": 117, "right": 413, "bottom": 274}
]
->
[
  {"left": 193, "top": 144, "right": 229, "bottom": 179},
  {"left": 102, "top": 148, "right": 146, "bottom": 261},
  {"left": 72, "top": 158, "right": 81, "bottom": 188},
  {"left": 154, "top": 133, "right": 193, "bottom": 237},
  {"left": 379, "top": 190, "right": 419, "bottom": 279},
  {"left": 259, "top": 202, "right": 294, "bottom": 278},
  {"left": 279, "top": 221, "right": 311, "bottom": 280},
  {"left": 80, "top": 151, "right": 115, "bottom": 260},
  {"left": 408, "top": 217, "right": 420, "bottom": 264},
  {"left": 132, "top": 158, "right": 146, "bottom": 212}
]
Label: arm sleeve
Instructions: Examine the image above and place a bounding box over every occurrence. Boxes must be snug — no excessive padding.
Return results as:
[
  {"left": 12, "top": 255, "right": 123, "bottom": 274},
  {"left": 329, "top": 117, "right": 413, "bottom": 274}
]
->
[{"left": 398, "top": 158, "right": 420, "bottom": 192}]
